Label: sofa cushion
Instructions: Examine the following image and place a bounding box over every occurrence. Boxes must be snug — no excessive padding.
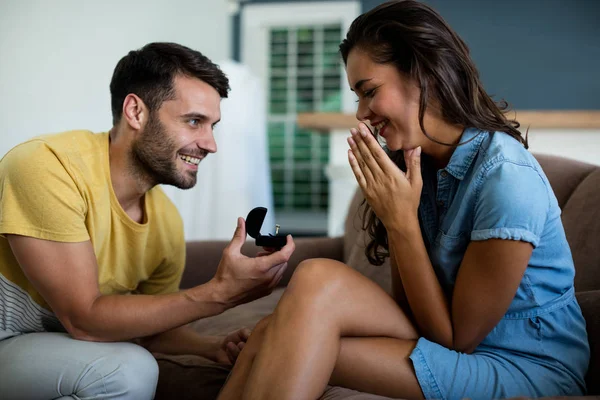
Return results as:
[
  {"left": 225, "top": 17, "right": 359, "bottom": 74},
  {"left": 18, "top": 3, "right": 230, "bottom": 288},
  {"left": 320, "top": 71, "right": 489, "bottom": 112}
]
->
[
  {"left": 155, "top": 354, "right": 230, "bottom": 400},
  {"left": 190, "top": 287, "right": 285, "bottom": 335},
  {"left": 534, "top": 154, "right": 597, "bottom": 209},
  {"left": 560, "top": 169, "right": 600, "bottom": 292},
  {"left": 576, "top": 290, "right": 600, "bottom": 395},
  {"left": 345, "top": 228, "right": 392, "bottom": 294},
  {"left": 534, "top": 154, "right": 600, "bottom": 292},
  {"left": 343, "top": 190, "right": 392, "bottom": 293},
  {"left": 344, "top": 189, "right": 366, "bottom": 264}
]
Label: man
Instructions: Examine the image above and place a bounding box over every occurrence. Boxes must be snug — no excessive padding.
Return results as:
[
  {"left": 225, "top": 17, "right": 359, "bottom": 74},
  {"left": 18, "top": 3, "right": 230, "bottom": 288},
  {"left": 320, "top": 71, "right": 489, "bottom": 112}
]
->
[{"left": 0, "top": 42, "right": 294, "bottom": 399}]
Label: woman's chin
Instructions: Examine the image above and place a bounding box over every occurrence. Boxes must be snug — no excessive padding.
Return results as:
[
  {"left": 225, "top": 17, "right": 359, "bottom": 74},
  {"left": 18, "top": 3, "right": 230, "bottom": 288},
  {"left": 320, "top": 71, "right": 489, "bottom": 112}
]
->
[{"left": 386, "top": 142, "right": 403, "bottom": 152}]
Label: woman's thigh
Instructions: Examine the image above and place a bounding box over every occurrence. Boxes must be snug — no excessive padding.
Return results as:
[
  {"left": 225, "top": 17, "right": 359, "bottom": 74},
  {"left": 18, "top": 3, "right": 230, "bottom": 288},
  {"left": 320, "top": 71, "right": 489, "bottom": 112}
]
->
[{"left": 281, "top": 258, "right": 418, "bottom": 340}]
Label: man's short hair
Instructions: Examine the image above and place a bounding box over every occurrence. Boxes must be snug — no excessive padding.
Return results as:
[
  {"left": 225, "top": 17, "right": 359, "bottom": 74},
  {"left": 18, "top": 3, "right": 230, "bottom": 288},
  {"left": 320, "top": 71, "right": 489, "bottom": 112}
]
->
[{"left": 110, "top": 42, "right": 230, "bottom": 126}]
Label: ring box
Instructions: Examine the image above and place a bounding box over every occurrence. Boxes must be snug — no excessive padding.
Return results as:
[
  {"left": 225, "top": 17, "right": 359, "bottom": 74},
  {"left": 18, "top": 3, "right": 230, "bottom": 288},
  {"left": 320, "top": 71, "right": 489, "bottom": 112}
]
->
[{"left": 246, "top": 207, "right": 286, "bottom": 249}]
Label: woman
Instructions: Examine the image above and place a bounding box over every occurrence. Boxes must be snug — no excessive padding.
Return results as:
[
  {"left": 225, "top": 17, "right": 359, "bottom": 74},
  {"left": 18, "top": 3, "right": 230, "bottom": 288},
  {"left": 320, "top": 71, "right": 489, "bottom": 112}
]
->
[{"left": 218, "top": 1, "right": 590, "bottom": 399}]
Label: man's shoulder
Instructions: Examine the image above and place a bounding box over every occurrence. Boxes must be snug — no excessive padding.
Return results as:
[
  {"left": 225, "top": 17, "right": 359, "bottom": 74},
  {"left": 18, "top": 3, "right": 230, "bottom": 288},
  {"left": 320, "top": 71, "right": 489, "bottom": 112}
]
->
[
  {"left": 2, "top": 130, "right": 106, "bottom": 163},
  {"left": 32, "top": 130, "right": 106, "bottom": 155}
]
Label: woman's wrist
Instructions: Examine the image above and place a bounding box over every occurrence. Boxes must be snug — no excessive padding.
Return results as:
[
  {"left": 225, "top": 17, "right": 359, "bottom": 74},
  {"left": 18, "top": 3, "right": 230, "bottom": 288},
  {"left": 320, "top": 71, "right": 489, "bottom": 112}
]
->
[{"left": 386, "top": 214, "right": 420, "bottom": 240}]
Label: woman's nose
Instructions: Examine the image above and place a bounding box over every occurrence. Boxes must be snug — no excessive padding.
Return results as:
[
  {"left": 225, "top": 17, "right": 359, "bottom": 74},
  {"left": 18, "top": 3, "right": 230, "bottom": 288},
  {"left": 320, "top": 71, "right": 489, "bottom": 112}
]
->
[{"left": 355, "top": 100, "right": 372, "bottom": 121}]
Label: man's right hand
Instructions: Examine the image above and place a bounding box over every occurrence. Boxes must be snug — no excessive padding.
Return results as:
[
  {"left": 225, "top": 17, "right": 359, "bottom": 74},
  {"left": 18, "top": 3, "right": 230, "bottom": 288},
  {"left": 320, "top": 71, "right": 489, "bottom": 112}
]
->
[{"left": 209, "top": 217, "right": 295, "bottom": 308}]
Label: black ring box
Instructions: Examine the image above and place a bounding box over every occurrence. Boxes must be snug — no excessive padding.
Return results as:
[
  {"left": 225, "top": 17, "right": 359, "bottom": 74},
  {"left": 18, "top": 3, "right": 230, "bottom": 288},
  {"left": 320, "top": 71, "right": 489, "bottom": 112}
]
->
[{"left": 246, "top": 207, "right": 286, "bottom": 249}]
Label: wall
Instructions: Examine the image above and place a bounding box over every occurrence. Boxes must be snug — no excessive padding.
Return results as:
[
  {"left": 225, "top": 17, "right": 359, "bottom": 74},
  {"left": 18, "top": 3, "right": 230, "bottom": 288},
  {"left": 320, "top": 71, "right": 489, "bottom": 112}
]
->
[
  {"left": 233, "top": 0, "right": 351, "bottom": 61},
  {"left": 241, "top": 0, "right": 600, "bottom": 109},
  {"left": 363, "top": 0, "right": 600, "bottom": 110},
  {"left": 237, "top": 0, "right": 600, "bottom": 237},
  {"left": 0, "top": 0, "right": 230, "bottom": 158},
  {"left": 359, "top": 1, "right": 600, "bottom": 165}
]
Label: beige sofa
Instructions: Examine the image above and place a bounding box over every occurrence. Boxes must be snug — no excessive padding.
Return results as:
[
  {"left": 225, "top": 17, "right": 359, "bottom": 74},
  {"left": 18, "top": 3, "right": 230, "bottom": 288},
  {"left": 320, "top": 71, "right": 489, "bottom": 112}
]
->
[{"left": 154, "top": 154, "right": 600, "bottom": 400}]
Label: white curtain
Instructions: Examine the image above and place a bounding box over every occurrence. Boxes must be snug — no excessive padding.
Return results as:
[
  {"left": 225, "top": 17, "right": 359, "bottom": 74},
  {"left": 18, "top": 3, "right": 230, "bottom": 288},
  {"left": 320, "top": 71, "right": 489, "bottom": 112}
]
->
[{"left": 162, "top": 61, "right": 275, "bottom": 241}]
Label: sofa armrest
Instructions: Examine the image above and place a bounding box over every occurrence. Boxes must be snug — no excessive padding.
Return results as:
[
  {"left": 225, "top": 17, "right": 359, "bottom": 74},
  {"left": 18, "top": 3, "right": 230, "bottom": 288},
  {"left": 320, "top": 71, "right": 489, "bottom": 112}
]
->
[{"left": 181, "top": 236, "right": 344, "bottom": 289}]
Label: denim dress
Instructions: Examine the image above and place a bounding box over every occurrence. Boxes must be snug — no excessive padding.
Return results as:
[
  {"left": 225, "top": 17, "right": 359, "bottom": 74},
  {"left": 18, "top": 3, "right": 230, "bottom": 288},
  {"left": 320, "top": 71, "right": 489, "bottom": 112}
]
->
[{"left": 408, "top": 128, "right": 590, "bottom": 399}]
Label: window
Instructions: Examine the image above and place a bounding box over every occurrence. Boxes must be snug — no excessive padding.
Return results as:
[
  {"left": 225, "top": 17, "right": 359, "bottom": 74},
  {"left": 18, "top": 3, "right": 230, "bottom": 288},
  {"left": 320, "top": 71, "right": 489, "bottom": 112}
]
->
[
  {"left": 268, "top": 25, "right": 342, "bottom": 211},
  {"left": 242, "top": 1, "right": 360, "bottom": 234}
]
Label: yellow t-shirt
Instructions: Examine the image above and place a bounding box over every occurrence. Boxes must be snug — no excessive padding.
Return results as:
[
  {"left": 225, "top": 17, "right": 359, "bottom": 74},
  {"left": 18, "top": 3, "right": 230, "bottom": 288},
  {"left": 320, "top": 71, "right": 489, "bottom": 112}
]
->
[{"left": 0, "top": 130, "right": 185, "bottom": 335}]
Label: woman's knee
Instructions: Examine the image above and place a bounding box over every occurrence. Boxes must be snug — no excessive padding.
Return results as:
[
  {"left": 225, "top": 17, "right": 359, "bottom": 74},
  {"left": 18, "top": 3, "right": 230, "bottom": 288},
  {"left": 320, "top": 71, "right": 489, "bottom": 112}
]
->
[
  {"left": 277, "top": 259, "right": 353, "bottom": 317},
  {"left": 288, "top": 258, "right": 348, "bottom": 293}
]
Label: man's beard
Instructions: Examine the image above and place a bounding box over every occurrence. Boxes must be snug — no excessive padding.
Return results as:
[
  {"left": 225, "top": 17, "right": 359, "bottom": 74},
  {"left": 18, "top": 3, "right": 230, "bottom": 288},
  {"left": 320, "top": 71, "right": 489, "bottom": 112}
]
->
[{"left": 131, "top": 113, "right": 205, "bottom": 190}]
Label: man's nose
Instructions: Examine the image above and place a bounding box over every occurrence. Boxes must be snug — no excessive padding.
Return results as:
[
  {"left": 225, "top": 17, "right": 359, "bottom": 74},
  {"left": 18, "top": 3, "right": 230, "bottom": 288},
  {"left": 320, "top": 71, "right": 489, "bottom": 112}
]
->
[{"left": 199, "top": 131, "right": 217, "bottom": 154}]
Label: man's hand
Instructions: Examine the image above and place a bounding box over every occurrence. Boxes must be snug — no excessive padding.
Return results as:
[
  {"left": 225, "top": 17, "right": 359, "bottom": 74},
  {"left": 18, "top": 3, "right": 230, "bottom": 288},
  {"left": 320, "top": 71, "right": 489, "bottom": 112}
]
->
[
  {"left": 214, "top": 327, "right": 252, "bottom": 365},
  {"left": 208, "top": 217, "right": 295, "bottom": 308}
]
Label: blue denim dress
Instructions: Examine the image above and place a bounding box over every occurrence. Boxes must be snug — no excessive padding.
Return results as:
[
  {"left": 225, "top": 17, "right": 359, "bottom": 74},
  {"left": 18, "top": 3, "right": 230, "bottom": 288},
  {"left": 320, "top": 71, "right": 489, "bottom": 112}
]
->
[{"left": 408, "top": 128, "right": 590, "bottom": 399}]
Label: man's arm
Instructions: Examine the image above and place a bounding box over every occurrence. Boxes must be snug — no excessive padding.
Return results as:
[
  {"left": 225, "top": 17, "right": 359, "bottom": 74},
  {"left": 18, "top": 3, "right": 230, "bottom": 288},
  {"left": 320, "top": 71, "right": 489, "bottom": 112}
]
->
[
  {"left": 8, "top": 236, "right": 224, "bottom": 341},
  {"left": 7, "top": 218, "right": 294, "bottom": 342},
  {"left": 139, "top": 324, "right": 250, "bottom": 365},
  {"left": 139, "top": 325, "right": 222, "bottom": 359}
]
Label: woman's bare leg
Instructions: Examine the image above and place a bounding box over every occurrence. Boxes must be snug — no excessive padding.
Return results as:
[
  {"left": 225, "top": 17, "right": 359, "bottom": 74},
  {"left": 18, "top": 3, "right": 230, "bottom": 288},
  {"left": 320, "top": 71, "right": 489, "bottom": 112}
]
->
[
  {"left": 221, "top": 334, "right": 422, "bottom": 400},
  {"left": 220, "top": 258, "right": 423, "bottom": 400},
  {"left": 328, "top": 336, "right": 422, "bottom": 398},
  {"left": 217, "top": 316, "right": 271, "bottom": 400}
]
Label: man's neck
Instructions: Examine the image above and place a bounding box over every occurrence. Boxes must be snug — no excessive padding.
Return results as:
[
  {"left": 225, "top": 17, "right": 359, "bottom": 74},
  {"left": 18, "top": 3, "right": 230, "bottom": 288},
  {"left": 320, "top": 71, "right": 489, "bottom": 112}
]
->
[{"left": 108, "top": 128, "right": 153, "bottom": 218}]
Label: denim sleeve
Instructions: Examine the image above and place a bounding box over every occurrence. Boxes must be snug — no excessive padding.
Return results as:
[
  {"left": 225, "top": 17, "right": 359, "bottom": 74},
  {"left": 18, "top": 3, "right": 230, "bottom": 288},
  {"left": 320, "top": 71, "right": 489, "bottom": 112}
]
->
[{"left": 471, "top": 161, "right": 549, "bottom": 247}]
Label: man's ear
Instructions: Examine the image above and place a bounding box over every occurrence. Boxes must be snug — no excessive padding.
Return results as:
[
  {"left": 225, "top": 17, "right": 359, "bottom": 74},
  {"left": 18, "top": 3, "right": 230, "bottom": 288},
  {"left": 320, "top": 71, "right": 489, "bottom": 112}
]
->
[{"left": 122, "top": 94, "right": 148, "bottom": 131}]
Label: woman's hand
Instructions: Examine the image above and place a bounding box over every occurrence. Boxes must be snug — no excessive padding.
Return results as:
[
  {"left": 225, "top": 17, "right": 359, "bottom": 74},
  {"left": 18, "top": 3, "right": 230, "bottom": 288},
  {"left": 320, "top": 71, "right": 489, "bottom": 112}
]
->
[{"left": 347, "top": 122, "right": 423, "bottom": 233}]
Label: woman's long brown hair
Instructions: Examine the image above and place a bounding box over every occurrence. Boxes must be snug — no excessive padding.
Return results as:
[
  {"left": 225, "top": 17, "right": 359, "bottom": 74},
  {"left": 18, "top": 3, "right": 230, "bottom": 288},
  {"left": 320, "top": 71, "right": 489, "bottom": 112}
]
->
[{"left": 339, "top": 0, "right": 527, "bottom": 265}]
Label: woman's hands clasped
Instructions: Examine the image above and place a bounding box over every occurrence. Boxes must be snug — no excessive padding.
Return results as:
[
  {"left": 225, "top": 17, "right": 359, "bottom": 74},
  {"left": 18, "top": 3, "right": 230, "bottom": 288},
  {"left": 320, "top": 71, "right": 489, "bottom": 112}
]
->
[{"left": 347, "top": 122, "right": 423, "bottom": 233}]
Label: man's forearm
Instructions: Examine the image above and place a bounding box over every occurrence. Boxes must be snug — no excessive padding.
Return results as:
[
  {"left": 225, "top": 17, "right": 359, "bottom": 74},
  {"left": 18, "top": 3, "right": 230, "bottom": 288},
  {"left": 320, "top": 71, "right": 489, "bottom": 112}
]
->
[
  {"left": 65, "top": 280, "right": 228, "bottom": 342},
  {"left": 141, "top": 325, "right": 221, "bottom": 361}
]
